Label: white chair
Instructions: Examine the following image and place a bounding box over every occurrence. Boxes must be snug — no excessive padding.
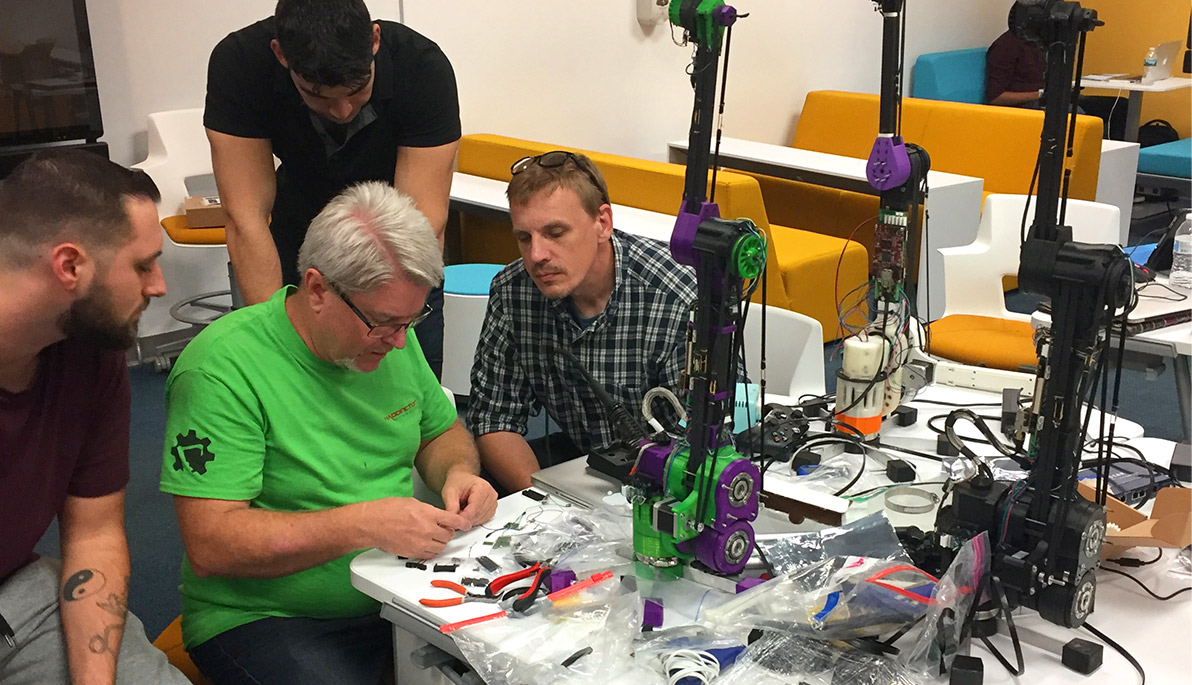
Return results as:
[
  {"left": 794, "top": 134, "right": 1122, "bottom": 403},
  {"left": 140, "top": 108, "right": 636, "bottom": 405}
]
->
[
  {"left": 928, "top": 193, "right": 1122, "bottom": 370},
  {"left": 132, "top": 109, "right": 233, "bottom": 349},
  {"left": 440, "top": 264, "right": 504, "bottom": 396},
  {"left": 742, "top": 301, "right": 826, "bottom": 399}
]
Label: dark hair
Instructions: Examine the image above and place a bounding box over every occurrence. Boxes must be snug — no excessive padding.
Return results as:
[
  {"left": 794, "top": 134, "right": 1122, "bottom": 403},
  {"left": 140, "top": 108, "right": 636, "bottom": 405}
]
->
[
  {"left": 0, "top": 149, "right": 161, "bottom": 268},
  {"left": 275, "top": 0, "right": 375, "bottom": 88}
]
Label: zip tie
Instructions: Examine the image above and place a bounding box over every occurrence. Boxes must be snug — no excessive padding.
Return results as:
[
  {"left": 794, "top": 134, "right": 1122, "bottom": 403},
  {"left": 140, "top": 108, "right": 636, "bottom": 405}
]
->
[
  {"left": 438, "top": 609, "right": 508, "bottom": 634},
  {"left": 547, "top": 571, "right": 614, "bottom": 601}
]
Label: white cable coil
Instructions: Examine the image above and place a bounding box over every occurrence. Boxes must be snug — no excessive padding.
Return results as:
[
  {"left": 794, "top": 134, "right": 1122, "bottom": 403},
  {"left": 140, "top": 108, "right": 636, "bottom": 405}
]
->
[{"left": 662, "top": 648, "right": 721, "bottom": 684}]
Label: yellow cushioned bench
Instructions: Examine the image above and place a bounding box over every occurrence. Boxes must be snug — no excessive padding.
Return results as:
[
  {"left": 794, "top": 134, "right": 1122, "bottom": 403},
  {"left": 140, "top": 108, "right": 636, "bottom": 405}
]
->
[
  {"left": 744, "top": 90, "right": 1104, "bottom": 274},
  {"left": 455, "top": 133, "right": 868, "bottom": 341}
]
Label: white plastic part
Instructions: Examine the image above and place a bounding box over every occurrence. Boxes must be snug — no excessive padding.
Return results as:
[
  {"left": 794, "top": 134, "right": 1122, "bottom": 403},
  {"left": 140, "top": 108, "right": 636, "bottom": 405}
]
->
[
  {"left": 841, "top": 336, "right": 886, "bottom": 379},
  {"left": 637, "top": 0, "right": 669, "bottom": 26}
]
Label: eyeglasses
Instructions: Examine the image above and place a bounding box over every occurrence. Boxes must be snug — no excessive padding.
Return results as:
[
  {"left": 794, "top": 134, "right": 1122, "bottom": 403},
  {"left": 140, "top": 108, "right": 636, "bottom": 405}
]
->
[
  {"left": 511, "top": 151, "right": 610, "bottom": 206},
  {"left": 331, "top": 284, "right": 433, "bottom": 339}
]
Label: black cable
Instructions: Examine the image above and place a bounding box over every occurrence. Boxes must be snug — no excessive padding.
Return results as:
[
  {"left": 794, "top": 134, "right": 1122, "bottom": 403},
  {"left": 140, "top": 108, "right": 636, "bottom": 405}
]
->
[
  {"left": 977, "top": 575, "right": 1025, "bottom": 676},
  {"left": 1099, "top": 566, "right": 1192, "bottom": 601},
  {"left": 1108, "top": 548, "right": 1162, "bottom": 568},
  {"left": 1085, "top": 622, "right": 1146, "bottom": 685}
]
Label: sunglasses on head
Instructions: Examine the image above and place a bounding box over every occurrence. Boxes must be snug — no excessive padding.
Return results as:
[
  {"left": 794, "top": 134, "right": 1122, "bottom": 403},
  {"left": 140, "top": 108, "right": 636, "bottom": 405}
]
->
[{"left": 511, "top": 151, "right": 610, "bottom": 206}]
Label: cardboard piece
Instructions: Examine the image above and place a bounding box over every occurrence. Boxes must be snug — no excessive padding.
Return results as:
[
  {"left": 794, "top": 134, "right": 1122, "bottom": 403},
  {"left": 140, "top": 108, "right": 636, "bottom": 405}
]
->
[
  {"left": 1078, "top": 481, "right": 1192, "bottom": 556},
  {"left": 183, "top": 195, "right": 226, "bottom": 228}
]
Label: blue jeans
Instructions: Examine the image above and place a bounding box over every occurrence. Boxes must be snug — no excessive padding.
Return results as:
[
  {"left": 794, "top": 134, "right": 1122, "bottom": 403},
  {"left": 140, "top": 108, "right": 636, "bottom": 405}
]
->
[{"left": 189, "top": 614, "right": 392, "bottom": 685}]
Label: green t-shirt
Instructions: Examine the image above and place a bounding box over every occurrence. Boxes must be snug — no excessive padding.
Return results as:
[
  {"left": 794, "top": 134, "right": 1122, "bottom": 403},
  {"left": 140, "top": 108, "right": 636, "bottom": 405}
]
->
[{"left": 159, "top": 286, "right": 457, "bottom": 649}]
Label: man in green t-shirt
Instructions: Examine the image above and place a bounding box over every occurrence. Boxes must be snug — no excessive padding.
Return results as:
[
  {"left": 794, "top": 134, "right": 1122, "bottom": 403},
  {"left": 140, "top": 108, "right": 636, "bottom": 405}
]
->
[{"left": 160, "top": 181, "right": 496, "bottom": 684}]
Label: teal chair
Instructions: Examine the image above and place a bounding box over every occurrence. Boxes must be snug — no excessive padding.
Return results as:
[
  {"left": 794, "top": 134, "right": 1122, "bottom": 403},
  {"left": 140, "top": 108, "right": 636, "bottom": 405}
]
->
[{"left": 911, "top": 48, "right": 987, "bottom": 104}]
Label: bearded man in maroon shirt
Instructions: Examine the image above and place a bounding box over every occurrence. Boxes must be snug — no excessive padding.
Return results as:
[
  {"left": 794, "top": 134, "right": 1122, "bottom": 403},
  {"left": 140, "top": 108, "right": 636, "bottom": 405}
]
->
[{"left": 0, "top": 151, "right": 188, "bottom": 684}]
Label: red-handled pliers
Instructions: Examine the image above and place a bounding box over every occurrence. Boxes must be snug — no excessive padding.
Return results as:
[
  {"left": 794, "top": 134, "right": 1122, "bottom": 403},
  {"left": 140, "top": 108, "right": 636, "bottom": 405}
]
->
[
  {"left": 419, "top": 579, "right": 500, "bottom": 608},
  {"left": 487, "top": 562, "right": 551, "bottom": 609}
]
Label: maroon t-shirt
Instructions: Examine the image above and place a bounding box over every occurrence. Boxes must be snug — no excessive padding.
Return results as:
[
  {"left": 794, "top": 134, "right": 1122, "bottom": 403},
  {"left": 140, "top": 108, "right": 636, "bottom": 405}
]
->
[
  {"left": 0, "top": 339, "right": 131, "bottom": 582},
  {"left": 985, "top": 30, "right": 1046, "bottom": 104}
]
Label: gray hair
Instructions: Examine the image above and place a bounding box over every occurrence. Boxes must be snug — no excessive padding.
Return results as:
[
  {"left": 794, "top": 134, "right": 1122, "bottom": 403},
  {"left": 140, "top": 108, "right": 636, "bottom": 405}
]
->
[{"left": 297, "top": 181, "right": 443, "bottom": 294}]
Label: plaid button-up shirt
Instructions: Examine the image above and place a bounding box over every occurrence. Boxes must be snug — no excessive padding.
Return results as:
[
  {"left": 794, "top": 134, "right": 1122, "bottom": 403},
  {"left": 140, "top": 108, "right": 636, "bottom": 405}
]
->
[{"left": 466, "top": 230, "right": 697, "bottom": 453}]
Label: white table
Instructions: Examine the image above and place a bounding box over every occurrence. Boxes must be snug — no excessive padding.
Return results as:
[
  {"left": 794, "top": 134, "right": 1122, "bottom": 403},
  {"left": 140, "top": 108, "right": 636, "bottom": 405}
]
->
[
  {"left": 1032, "top": 279, "right": 1192, "bottom": 443},
  {"left": 667, "top": 138, "right": 985, "bottom": 321},
  {"left": 449, "top": 171, "right": 675, "bottom": 244},
  {"left": 351, "top": 379, "right": 1181, "bottom": 684},
  {"left": 1080, "top": 75, "right": 1192, "bottom": 144}
]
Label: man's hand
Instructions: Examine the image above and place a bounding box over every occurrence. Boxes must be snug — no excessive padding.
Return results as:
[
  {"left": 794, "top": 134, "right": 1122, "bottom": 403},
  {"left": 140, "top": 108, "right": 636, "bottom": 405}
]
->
[
  {"left": 440, "top": 470, "right": 498, "bottom": 528},
  {"left": 357, "top": 497, "right": 470, "bottom": 560}
]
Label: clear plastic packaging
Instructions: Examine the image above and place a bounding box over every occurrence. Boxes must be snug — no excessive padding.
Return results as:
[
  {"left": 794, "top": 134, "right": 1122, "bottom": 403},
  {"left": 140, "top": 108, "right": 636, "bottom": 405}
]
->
[
  {"left": 1172, "top": 546, "right": 1191, "bottom": 579},
  {"left": 632, "top": 625, "right": 749, "bottom": 682},
  {"left": 701, "top": 555, "right": 938, "bottom": 639},
  {"left": 755, "top": 511, "right": 908, "bottom": 575},
  {"left": 716, "top": 632, "right": 926, "bottom": 685},
  {"left": 449, "top": 576, "right": 643, "bottom": 684},
  {"left": 899, "top": 532, "right": 990, "bottom": 676}
]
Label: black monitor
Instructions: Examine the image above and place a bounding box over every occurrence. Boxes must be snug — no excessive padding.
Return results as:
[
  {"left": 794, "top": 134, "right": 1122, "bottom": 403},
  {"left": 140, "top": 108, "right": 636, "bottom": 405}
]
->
[{"left": 0, "top": 0, "right": 103, "bottom": 147}]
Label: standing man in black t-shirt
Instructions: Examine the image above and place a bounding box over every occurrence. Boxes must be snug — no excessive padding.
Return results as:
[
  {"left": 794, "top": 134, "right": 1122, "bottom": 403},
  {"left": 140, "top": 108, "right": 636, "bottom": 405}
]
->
[{"left": 204, "top": 0, "right": 460, "bottom": 378}]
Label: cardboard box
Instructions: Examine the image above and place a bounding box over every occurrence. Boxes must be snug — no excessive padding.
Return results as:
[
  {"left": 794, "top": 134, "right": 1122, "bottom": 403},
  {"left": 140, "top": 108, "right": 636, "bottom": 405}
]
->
[{"left": 184, "top": 195, "right": 227, "bottom": 228}]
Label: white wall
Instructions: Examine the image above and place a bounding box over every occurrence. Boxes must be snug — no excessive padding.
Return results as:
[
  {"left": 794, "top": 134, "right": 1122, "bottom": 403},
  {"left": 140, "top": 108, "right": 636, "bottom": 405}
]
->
[
  {"left": 405, "top": 0, "right": 1008, "bottom": 160},
  {"left": 87, "top": 0, "right": 1006, "bottom": 338},
  {"left": 89, "top": 0, "right": 401, "bottom": 166}
]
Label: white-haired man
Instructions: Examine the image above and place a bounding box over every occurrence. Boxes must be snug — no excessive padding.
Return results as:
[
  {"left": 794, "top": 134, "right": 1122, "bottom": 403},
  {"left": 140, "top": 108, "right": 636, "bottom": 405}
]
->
[{"left": 159, "top": 181, "right": 496, "bottom": 684}]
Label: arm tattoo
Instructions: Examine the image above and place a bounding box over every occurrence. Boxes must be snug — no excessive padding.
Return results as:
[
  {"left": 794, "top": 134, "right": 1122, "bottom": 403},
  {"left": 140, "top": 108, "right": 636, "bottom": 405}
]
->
[
  {"left": 96, "top": 592, "right": 128, "bottom": 617},
  {"left": 88, "top": 623, "right": 122, "bottom": 657},
  {"left": 62, "top": 569, "right": 106, "bottom": 602}
]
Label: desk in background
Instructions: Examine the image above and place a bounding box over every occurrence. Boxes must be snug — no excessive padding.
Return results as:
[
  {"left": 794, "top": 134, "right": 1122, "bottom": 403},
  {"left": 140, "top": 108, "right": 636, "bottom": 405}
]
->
[
  {"left": 1080, "top": 75, "right": 1192, "bottom": 144},
  {"left": 448, "top": 171, "right": 674, "bottom": 244},
  {"left": 668, "top": 137, "right": 985, "bottom": 321}
]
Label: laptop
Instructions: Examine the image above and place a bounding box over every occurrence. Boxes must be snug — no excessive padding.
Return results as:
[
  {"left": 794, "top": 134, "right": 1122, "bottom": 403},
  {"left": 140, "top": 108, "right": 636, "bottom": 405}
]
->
[{"left": 1119, "top": 41, "right": 1182, "bottom": 82}]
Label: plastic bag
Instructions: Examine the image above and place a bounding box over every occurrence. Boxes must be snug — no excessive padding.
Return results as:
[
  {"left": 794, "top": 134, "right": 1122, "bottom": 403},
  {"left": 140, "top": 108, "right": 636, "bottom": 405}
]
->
[
  {"left": 1173, "top": 546, "right": 1192, "bottom": 579},
  {"left": 505, "top": 500, "right": 630, "bottom": 565},
  {"left": 448, "top": 575, "right": 643, "bottom": 684},
  {"left": 702, "top": 555, "right": 938, "bottom": 639},
  {"left": 899, "top": 532, "right": 990, "bottom": 676},
  {"left": 755, "top": 511, "right": 907, "bottom": 575},
  {"left": 632, "top": 624, "right": 748, "bottom": 682},
  {"left": 716, "top": 632, "right": 926, "bottom": 685}
]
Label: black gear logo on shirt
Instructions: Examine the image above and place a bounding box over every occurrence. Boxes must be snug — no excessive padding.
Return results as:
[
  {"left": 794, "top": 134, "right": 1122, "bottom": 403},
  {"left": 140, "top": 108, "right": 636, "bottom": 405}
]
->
[{"left": 171, "top": 430, "right": 215, "bottom": 475}]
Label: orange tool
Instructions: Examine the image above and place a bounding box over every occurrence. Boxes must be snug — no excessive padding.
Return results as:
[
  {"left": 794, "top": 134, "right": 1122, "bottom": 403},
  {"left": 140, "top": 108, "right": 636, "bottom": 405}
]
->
[{"left": 418, "top": 579, "right": 500, "bottom": 608}]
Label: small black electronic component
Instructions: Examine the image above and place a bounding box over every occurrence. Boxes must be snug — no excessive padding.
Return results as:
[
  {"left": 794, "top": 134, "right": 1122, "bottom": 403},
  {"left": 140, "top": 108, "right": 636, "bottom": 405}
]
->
[
  {"left": 892, "top": 405, "right": 917, "bottom": 427},
  {"left": 404, "top": 561, "right": 427, "bottom": 570},
  {"left": 1061, "top": 638, "right": 1103, "bottom": 674},
  {"left": 522, "top": 488, "right": 547, "bottom": 501},
  {"left": 936, "top": 434, "right": 960, "bottom": 457},
  {"left": 433, "top": 563, "right": 457, "bottom": 573},
  {"left": 949, "top": 655, "right": 984, "bottom": 685},
  {"left": 478, "top": 556, "right": 500, "bottom": 572},
  {"left": 885, "top": 458, "right": 916, "bottom": 483},
  {"left": 461, "top": 577, "right": 488, "bottom": 588}
]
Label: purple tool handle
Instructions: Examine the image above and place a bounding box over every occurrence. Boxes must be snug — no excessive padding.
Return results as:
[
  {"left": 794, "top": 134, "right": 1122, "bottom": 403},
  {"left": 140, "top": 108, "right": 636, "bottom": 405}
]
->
[
  {"left": 735, "top": 577, "right": 766, "bottom": 593},
  {"left": 549, "top": 569, "right": 576, "bottom": 594},
  {"left": 866, "top": 136, "right": 911, "bottom": 191},
  {"left": 642, "top": 599, "right": 664, "bottom": 628}
]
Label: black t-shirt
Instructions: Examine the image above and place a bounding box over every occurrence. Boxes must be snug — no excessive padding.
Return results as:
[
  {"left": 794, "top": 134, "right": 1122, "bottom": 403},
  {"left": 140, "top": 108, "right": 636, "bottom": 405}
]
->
[{"left": 204, "top": 18, "right": 461, "bottom": 282}]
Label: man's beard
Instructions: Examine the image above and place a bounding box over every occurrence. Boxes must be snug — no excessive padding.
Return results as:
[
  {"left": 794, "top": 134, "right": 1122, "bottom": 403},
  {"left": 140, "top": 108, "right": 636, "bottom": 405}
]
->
[
  {"left": 59, "top": 283, "right": 146, "bottom": 351},
  {"left": 333, "top": 356, "right": 365, "bottom": 373}
]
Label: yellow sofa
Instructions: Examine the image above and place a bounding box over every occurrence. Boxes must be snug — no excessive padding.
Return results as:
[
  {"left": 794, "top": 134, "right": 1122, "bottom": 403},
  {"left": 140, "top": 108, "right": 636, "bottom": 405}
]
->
[
  {"left": 454, "top": 134, "right": 868, "bottom": 341},
  {"left": 746, "top": 90, "right": 1104, "bottom": 265}
]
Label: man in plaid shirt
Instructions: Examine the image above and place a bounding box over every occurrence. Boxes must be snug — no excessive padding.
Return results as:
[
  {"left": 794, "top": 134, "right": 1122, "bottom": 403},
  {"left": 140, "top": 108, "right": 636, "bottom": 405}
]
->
[{"left": 466, "top": 151, "right": 696, "bottom": 493}]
